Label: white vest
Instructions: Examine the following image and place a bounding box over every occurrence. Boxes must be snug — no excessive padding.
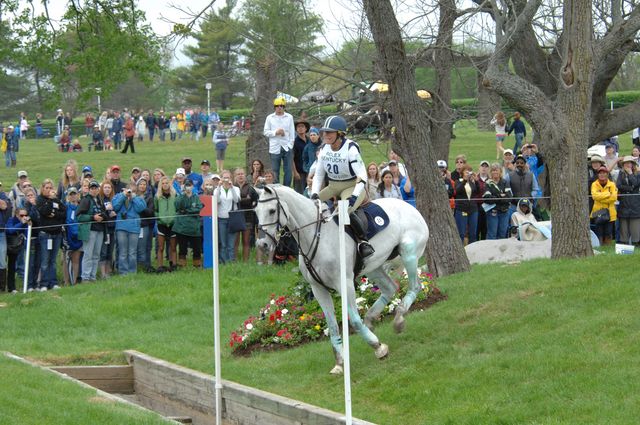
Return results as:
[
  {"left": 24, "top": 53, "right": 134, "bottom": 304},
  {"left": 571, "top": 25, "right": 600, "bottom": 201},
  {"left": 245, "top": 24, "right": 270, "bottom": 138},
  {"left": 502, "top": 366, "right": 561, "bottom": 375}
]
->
[{"left": 318, "top": 139, "right": 360, "bottom": 181}]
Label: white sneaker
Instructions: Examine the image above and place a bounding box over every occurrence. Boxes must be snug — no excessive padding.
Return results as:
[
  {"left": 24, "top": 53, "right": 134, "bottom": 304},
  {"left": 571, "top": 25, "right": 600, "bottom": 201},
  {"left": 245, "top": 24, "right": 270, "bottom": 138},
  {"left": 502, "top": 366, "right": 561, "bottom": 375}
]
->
[
  {"left": 39, "top": 287, "right": 48, "bottom": 292},
  {"left": 52, "top": 285, "right": 61, "bottom": 290}
]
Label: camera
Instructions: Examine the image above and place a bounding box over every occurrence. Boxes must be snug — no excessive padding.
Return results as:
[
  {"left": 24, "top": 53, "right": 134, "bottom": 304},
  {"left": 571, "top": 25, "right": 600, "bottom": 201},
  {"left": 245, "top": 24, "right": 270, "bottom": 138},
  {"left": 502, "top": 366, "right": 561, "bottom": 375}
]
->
[{"left": 126, "top": 189, "right": 132, "bottom": 195}]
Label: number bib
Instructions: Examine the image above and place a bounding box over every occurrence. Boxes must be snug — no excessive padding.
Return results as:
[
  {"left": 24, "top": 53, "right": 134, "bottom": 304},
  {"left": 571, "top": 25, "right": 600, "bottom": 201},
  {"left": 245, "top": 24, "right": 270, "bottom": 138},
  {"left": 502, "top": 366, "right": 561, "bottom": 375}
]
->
[{"left": 319, "top": 139, "right": 360, "bottom": 181}]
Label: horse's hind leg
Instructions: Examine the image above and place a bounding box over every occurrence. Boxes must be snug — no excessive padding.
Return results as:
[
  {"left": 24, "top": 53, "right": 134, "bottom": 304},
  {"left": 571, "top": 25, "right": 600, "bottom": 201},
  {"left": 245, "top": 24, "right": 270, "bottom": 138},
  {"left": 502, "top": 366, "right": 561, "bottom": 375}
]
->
[
  {"left": 393, "top": 242, "right": 422, "bottom": 333},
  {"left": 310, "top": 284, "right": 343, "bottom": 374},
  {"left": 363, "top": 267, "right": 397, "bottom": 331}
]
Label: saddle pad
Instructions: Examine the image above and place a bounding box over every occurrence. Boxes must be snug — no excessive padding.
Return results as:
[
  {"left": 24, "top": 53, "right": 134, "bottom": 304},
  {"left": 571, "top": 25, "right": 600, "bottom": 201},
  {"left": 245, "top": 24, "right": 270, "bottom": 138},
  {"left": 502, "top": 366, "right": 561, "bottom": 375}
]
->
[{"left": 363, "top": 202, "right": 390, "bottom": 239}]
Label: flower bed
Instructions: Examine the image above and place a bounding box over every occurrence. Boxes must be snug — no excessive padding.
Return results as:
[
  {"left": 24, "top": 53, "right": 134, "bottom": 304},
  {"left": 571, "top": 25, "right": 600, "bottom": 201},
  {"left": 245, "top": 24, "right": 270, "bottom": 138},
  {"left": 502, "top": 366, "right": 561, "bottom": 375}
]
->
[{"left": 230, "top": 271, "right": 446, "bottom": 356}]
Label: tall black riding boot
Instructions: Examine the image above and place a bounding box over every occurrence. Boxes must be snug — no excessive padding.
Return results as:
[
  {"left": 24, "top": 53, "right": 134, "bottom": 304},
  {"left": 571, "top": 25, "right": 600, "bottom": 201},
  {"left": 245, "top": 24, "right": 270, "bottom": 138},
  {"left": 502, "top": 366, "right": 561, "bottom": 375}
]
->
[
  {"left": 0, "top": 268, "right": 6, "bottom": 292},
  {"left": 349, "top": 212, "right": 375, "bottom": 258}
]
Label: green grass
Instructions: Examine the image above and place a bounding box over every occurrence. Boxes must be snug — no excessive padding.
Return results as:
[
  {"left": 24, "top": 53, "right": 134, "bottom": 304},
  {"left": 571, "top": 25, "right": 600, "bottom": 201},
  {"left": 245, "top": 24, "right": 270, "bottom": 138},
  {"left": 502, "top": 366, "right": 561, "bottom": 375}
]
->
[
  {"left": 1, "top": 121, "right": 639, "bottom": 424},
  {"left": 2, "top": 253, "right": 640, "bottom": 424}
]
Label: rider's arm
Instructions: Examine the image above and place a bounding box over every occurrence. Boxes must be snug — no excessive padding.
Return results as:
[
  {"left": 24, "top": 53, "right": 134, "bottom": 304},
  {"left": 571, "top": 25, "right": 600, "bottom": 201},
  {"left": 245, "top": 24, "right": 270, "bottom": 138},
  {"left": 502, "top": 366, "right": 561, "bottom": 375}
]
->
[{"left": 311, "top": 156, "right": 326, "bottom": 195}]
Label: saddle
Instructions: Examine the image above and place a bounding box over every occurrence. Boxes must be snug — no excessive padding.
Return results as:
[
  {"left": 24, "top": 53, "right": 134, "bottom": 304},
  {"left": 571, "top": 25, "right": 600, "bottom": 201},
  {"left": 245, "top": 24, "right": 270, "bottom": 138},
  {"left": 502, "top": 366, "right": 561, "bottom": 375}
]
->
[{"left": 332, "top": 202, "right": 390, "bottom": 240}]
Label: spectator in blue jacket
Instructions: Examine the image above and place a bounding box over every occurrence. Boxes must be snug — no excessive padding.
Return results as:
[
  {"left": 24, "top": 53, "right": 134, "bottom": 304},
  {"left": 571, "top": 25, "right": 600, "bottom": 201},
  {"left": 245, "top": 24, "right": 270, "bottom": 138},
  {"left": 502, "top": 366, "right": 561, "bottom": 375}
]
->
[
  {"left": 302, "top": 127, "right": 321, "bottom": 175},
  {"left": 5, "top": 125, "right": 19, "bottom": 168},
  {"left": 111, "top": 111, "right": 123, "bottom": 150},
  {"left": 112, "top": 183, "right": 146, "bottom": 275},
  {"left": 0, "top": 191, "right": 13, "bottom": 292}
]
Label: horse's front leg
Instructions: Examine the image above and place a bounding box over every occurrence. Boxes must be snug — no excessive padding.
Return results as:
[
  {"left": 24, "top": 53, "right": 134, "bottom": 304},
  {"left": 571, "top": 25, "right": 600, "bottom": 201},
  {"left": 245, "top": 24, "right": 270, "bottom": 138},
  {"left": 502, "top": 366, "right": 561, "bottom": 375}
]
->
[
  {"left": 310, "top": 283, "right": 343, "bottom": 374},
  {"left": 394, "top": 244, "right": 420, "bottom": 333},
  {"left": 363, "top": 268, "right": 397, "bottom": 331},
  {"left": 344, "top": 282, "right": 389, "bottom": 360}
]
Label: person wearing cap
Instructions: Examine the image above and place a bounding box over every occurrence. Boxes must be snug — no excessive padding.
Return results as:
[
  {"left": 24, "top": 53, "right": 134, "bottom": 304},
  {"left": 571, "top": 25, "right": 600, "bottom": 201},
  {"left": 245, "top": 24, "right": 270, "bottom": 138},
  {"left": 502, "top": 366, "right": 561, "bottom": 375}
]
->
[
  {"left": 181, "top": 157, "right": 203, "bottom": 194},
  {"left": 437, "top": 160, "right": 455, "bottom": 209},
  {"left": 508, "top": 154, "right": 538, "bottom": 218},
  {"left": 130, "top": 167, "right": 142, "bottom": 185},
  {"left": 590, "top": 166, "right": 617, "bottom": 245},
  {"left": 4, "top": 124, "right": 19, "bottom": 168},
  {"left": 588, "top": 154, "right": 606, "bottom": 210},
  {"left": 212, "top": 122, "right": 230, "bottom": 173},
  {"left": 62, "top": 186, "right": 83, "bottom": 285},
  {"left": 82, "top": 166, "right": 93, "bottom": 179},
  {"left": 616, "top": 156, "right": 640, "bottom": 246},
  {"left": 78, "top": 180, "right": 108, "bottom": 282},
  {"left": 172, "top": 167, "right": 187, "bottom": 195},
  {"left": 501, "top": 149, "right": 515, "bottom": 183},
  {"left": 603, "top": 143, "right": 619, "bottom": 176},
  {"left": 8, "top": 170, "right": 29, "bottom": 210},
  {"left": 36, "top": 179, "right": 67, "bottom": 290},
  {"left": 311, "top": 115, "right": 375, "bottom": 258},
  {"left": 110, "top": 165, "right": 126, "bottom": 193},
  {"left": 201, "top": 160, "right": 215, "bottom": 181},
  {"left": 173, "top": 178, "right": 204, "bottom": 268},
  {"left": 112, "top": 181, "right": 146, "bottom": 275},
  {"left": 293, "top": 117, "right": 310, "bottom": 194},
  {"left": 264, "top": 97, "right": 295, "bottom": 186},
  {"left": 302, "top": 127, "right": 321, "bottom": 177}
]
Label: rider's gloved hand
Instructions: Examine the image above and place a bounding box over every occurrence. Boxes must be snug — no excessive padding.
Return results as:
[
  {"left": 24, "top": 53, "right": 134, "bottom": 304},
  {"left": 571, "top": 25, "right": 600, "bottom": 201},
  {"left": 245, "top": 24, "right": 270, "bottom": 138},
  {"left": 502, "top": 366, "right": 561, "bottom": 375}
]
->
[
  {"left": 310, "top": 193, "right": 320, "bottom": 201},
  {"left": 348, "top": 195, "right": 358, "bottom": 207}
]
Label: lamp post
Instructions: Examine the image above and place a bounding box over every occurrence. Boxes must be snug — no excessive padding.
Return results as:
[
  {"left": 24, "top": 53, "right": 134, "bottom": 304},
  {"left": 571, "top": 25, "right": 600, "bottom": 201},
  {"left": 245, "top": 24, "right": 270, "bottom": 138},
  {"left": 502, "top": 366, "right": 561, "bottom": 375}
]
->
[
  {"left": 205, "top": 83, "right": 212, "bottom": 116},
  {"left": 95, "top": 87, "right": 102, "bottom": 113}
]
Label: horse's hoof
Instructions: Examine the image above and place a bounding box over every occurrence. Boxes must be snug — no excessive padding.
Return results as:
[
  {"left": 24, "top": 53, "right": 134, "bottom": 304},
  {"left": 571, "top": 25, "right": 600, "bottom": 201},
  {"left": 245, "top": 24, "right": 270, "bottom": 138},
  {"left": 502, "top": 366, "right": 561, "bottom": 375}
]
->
[
  {"left": 393, "top": 308, "right": 406, "bottom": 334},
  {"left": 330, "top": 365, "right": 344, "bottom": 375},
  {"left": 375, "top": 343, "right": 389, "bottom": 359}
]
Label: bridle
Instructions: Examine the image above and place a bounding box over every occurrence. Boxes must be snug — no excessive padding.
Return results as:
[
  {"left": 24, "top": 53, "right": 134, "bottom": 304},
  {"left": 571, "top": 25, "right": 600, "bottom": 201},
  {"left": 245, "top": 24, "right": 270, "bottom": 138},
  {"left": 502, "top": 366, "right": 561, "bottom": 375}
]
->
[{"left": 257, "top": 189, "right": 329, "bottom": 290}]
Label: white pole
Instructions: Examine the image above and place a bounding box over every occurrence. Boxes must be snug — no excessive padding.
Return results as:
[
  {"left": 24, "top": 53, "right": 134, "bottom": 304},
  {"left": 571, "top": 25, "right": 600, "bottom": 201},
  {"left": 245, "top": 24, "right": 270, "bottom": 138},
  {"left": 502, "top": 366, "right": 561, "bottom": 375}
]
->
[
  {"left": 611, "top": 100, "right": 614, "bottom": 111},
  {"left": 207, "top": 90, "right": 211, "bottom": 117},
  {"left": 211, "top": 194, "right": 222, "bottom": 425},
  {"left": 337, "top": 200, "right": 353, "bottom": 425},
  {"left": 22, "top": 225, "right": 32, "bottom": 294}
]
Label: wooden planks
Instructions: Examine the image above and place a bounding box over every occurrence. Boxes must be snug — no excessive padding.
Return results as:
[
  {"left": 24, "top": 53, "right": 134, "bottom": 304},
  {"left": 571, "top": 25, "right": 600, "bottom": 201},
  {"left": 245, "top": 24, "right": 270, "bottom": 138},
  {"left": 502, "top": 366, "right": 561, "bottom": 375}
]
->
[{"left": 51, "top": 365, "right": 134, "bottom": 394}]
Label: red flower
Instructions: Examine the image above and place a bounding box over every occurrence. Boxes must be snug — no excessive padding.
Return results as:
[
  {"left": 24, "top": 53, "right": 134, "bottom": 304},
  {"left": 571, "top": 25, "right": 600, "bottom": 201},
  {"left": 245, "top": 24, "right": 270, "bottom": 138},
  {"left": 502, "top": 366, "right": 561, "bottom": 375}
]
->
[
  {"left": 229, "top": 341, "right": 234, "bottom": 347},
  {"left": 276, "top": 329, "right": 287, "bottom": 337},
  {"left": 284, "top": 332, "right": 292, "bottom": 340},
  {"left": 269, "top": 314, "right": 276, "bottom": 322},
  {"left": 276, "top": 310, "right": 282, "bottom": 319}
]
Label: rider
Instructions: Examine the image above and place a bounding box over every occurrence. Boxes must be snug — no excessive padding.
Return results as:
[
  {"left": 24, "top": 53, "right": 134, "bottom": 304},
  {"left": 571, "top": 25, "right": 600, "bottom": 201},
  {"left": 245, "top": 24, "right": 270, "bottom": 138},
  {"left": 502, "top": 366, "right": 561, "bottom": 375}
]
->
[{"left": 310, "top": 115, "right": 375, "bottom": 258}]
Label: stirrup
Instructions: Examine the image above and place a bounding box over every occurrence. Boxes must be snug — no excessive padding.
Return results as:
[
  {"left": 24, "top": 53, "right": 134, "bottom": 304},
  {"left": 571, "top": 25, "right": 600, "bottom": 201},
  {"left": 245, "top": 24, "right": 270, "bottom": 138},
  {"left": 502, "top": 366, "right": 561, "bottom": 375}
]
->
[{"left": 358, "top": 242, "right": 375, "bottom": 258}]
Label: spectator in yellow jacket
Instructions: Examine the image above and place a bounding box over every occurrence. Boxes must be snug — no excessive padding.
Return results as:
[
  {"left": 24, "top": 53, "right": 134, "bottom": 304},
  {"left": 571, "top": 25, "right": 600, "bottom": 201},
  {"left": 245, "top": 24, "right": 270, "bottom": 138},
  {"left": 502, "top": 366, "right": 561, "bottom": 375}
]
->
[{"left": 590, "top": 166, "right": 618, "bottom": 245}]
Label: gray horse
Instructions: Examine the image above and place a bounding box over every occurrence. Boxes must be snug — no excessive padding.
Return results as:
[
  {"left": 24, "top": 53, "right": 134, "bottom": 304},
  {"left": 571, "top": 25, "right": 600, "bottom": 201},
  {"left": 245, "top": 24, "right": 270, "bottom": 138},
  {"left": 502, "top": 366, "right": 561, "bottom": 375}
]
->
[{"left": 254, "top": 185, "right": 429, "bottom": 375}]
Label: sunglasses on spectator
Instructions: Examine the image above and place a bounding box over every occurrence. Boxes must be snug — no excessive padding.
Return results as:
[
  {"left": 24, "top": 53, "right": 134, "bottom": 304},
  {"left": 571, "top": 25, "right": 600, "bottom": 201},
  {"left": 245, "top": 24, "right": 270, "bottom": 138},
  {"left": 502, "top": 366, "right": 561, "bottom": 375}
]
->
[{"left": 19, "top": 214, "right": 27, "bottom": 217}]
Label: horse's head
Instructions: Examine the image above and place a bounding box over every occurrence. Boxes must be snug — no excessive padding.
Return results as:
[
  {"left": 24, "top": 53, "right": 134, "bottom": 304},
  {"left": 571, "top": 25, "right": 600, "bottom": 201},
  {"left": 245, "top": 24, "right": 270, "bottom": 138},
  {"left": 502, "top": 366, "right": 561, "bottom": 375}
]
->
[{"left": 254, "top": 185, "right": 291, "bottom": 252}]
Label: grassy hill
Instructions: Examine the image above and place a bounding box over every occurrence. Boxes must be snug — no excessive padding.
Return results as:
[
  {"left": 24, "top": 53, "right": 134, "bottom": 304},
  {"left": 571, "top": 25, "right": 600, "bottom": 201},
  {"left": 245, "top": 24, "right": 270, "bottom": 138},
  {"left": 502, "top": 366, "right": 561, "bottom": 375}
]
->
[{"left": 1, "top": 253, "right": 639, "bottom": 424}]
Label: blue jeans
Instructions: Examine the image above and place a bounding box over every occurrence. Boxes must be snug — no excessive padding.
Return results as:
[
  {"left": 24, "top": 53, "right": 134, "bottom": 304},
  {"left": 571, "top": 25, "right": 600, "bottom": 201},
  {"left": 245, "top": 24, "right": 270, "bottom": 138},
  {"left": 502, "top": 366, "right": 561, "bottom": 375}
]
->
[
  {"left": 0, "top": 232, "right": 6, "bottom": 269},
  {"left": 5, "top": 150, "right": 16, "bottom": 167},
  {"left": 116, "top": 231, "right": 139, "bottom": 274},
  {"left": 454, "top": 210, "right": 478, "bottom": 243},
  {"left": 39, "top": 232, "right": 62, "bottom": 288},
  {"left": 28, "top": 238, "right": 41, "bottom": 289},
  {"left": 513, "top": 133, "right": 525, "bottom": 154},
  {"left": 137, "top": 226, "right": 152, "bottom": 268},
  {"left": 81, "top": 230, "right": 104, "bottom": 280},
  {"left": 486, "top": 209, "right": 510, "bottom": 239},
  {"left": 218, "top": 218, "right": 237, "bottom": 263},
  {"left": 270, "top": 148, "right": 292, "bottom": 187}
]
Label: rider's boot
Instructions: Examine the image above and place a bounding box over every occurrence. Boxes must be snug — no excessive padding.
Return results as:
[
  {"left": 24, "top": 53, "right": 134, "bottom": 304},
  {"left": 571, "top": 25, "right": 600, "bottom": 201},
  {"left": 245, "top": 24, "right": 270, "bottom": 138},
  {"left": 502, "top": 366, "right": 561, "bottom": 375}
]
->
[{"left": 349, "top": 211, "right": 375, "bottom": 258}]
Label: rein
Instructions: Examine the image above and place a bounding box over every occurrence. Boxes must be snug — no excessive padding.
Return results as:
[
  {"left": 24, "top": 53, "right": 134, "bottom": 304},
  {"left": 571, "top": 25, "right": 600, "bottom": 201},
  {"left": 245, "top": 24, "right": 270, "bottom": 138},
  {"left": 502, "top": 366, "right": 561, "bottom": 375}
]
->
[{"left": 258, "top": 191, "right": 329, "bottom": 290}]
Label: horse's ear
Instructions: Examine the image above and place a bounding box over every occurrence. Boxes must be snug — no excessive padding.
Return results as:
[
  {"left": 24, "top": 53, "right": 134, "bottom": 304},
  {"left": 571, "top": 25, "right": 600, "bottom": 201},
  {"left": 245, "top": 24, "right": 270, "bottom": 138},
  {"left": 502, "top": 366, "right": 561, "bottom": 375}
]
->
[
  {"left": 263, "top": 185, "right": 273, "bottom": 195},
  {"left": 254, "top": 187, "right": 264, "bottom": 198}
]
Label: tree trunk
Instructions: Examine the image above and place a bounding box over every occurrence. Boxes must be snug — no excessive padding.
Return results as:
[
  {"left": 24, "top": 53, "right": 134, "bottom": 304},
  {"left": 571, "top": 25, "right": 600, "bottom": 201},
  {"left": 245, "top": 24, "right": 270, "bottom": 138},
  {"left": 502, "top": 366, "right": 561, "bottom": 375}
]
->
[
  {"left": 363, "top": 0, "right": 470, "bottom": 276},
  {"left": 429, "top": 0, "right": 456, "bottom": 161},
  {"left": 547, "top": 0, "right": 594, "bottom": 258},
  {"left": 246, "top": 54, "right": 278, "bottom": 171}
]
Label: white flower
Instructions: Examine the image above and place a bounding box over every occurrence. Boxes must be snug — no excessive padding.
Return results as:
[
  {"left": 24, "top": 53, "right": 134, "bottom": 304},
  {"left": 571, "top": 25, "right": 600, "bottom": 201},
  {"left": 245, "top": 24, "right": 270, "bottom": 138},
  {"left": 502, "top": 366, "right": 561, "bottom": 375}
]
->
[
  {"left": 245, "top": 323, "right": 253, "bottom": 330},
  {"left": 355, "top": 297, "right": 366, "bottom": 305},
  {"left": 359, "top": 283, "right": 370, "bottom": 292},
  {"left": 388, "top": 304, "right": 395, "bottom": 312},
  {"left": 323, "top": 328, "right": 329, "bottom": 336},
  {"left": 270, "top": 299, "right": 275, "bottom": 305},
  {"left": 391, "top": 298, "right": 401, "bottom": 305},
  {"left": 281, "top": 308, "right": 289, "bottom": 315},
  {"left": 242, "top": 335, "right": 247, "bottom": 341}
]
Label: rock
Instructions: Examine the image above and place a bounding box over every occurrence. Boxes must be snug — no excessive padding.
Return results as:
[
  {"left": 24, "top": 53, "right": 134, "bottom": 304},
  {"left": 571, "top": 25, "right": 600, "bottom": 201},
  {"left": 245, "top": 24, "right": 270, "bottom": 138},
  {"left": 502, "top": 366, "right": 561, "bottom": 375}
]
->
[{"left": 465, "top": 238, "right": 552, "bottom": 265}]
